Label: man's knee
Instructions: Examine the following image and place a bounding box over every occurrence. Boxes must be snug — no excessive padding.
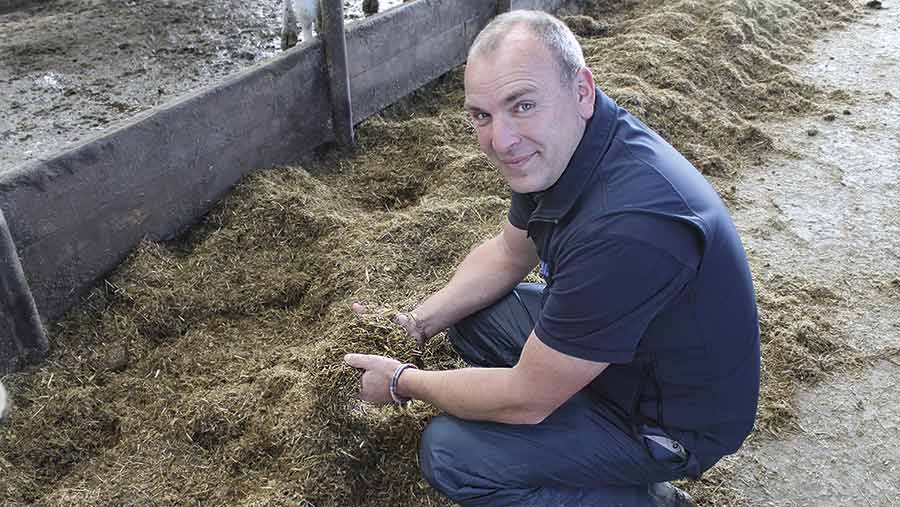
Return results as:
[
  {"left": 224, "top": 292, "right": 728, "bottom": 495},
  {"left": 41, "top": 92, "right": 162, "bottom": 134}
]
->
[
  {"left": 419, "top": 415, "right": 493, "bottom": 502},
  {"left": 419, "top": 416, "right": 463, "bottom": 497},
  {"left": 447, "top": 284, "right": 543, "bottom": 368}
]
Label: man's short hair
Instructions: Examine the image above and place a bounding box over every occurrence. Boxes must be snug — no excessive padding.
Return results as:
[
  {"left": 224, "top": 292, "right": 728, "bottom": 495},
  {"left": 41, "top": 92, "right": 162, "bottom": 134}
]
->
[{"left": 468, "top": 10, "right": 586, "bottom": 85}]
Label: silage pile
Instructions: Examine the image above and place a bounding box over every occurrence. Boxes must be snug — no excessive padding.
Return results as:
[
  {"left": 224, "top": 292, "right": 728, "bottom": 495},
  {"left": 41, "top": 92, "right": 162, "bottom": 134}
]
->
[{"left": 0, "top": 1, "right": 862, "bottom": 505}]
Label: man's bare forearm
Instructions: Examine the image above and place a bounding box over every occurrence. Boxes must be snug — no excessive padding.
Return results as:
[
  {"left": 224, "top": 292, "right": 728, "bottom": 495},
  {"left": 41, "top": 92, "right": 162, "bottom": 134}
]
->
[
  {"left": 414, "top": 232, "right": 537, "bottom": 338},
  {"left": 394, "top": 334, "right": 607, "bottom": 425},
  {"left": 399, "top": 366, "right": 547, "bottom": 425}
]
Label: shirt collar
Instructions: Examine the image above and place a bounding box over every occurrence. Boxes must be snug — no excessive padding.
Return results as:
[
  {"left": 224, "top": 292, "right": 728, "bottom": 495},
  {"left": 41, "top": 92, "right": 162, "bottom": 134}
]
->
[{"left": 526, "top": 87, "right": 617, "bottom": 224}]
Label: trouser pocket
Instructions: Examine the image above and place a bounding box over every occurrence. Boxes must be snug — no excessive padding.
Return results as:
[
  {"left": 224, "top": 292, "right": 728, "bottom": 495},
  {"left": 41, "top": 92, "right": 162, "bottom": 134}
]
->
[{"left": 639, "top": 424, "right": 688, "bottom": 465}]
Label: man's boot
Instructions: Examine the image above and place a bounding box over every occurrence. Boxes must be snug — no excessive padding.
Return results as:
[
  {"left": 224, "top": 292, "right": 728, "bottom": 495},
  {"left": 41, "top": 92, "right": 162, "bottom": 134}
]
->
[{"left": 649, "top": 482, "right": 697, "bottom": 507}]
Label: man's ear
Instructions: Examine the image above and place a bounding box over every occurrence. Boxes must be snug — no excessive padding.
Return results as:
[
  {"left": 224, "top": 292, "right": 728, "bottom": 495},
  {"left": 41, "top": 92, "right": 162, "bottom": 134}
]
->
[{"left": 573, "top": 67, "right": 596, "bottom": 119}]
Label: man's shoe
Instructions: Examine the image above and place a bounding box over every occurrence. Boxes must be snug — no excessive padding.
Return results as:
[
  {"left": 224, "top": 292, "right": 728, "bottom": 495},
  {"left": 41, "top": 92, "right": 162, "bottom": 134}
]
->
[{"left": 648, "top": 482, "right": 697, "bottom": 507}]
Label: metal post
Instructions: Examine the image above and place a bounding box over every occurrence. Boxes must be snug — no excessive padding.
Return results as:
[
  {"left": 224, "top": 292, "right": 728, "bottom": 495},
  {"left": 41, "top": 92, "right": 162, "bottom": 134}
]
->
[
  {"left": 320, "top": 0, "right": 355, "bottom": 149},
  {"left": 497, "top": 0, "right": 511, "bottom": 14},
  {"left": 0, "top": 209, "right": 48, "bottom": 374}
]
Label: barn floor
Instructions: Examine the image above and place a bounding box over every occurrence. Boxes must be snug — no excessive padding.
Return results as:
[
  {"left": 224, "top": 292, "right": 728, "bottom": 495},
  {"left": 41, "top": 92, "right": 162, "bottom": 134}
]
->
[
  {"left": 0, "top": 0, "right": 403, "bottom": 173},
  {"left": 724, "top": 5, "right": 900, "bottom": 504},
  {"left": 1, "top": 0, "right": 899, "bottom": 506}
]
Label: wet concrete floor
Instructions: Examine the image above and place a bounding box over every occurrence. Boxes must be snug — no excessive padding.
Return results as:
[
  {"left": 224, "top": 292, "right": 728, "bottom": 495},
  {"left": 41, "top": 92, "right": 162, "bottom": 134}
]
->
[{"left": 728, "top": 5, "right": 900, "bottom": 505}]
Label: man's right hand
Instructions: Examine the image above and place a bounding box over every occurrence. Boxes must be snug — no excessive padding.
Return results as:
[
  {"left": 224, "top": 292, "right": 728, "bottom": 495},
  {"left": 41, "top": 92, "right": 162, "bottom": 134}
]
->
[{"left": 351, "top": 302, "right": 430, "bottom": 348}]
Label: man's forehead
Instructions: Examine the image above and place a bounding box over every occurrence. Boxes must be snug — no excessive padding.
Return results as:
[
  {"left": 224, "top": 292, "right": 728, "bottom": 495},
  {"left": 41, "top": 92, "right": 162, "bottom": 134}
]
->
[
  {"left": 464, "top": 36, "right": 554, "bottom": 104},
  {"left": 497, "top": 25, "right": 540, "bottom": 45},
  {"left": 464, "top": 81, "right": 539, "bottom": 110},
  {"left": 472, "top": 27, "right": 543, "bottom": 61}
]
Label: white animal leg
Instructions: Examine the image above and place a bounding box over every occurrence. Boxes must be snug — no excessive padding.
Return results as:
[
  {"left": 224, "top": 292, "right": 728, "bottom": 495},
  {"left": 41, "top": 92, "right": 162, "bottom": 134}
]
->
[
  {"left": 0, "top": 382, "right": 8, "bottom": 422},
  {"left": 295, "top": 0, "right": 318, "bottom": 42},
  {"left": 281, "top": 0, "right": 299, "bottom": 49}
]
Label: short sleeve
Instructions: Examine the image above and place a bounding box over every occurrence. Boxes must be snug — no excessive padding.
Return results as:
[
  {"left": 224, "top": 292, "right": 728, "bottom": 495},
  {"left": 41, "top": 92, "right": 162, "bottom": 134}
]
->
[
  {"left": 508, "top": 192, "right": 535, "bottom": 230},
  {"left": 534, "top": 216, "right": 702, "bottom": 363}
]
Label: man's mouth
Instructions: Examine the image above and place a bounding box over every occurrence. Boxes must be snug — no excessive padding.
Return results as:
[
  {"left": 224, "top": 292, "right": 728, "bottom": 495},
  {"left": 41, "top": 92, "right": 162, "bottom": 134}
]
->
[{"left": 500, "top": 152, "right": 535, "bottom": 172}]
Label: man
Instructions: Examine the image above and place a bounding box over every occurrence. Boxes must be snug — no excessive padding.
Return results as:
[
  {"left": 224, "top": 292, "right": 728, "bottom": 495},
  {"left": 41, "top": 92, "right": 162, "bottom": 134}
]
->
[{"left": 345, "top": 10, "right": 760, "bottom": 506}]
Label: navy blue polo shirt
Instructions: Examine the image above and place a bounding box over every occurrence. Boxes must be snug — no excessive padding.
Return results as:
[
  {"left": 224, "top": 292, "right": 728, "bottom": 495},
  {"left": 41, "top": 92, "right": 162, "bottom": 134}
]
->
[{"left": 509, "top": 88, "right": 760, "bottom": 471}]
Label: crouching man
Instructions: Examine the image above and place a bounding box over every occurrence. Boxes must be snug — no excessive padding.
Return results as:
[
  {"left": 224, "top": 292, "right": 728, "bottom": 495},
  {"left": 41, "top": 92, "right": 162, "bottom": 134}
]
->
[{"left": 346, "top": 10, "right": 760, "bottom": 506}]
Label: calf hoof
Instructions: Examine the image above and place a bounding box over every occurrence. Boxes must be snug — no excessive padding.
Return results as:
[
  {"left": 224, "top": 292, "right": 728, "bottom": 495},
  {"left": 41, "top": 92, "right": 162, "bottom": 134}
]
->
[{"left": 281, "top": 30, "right": 298, "bottom": 50}]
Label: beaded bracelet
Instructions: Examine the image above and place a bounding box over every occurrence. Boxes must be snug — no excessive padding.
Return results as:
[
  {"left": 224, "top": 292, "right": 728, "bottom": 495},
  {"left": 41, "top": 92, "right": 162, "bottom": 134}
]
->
[{"left": 390, "top": 363, "right": 418, "bottom": 405}]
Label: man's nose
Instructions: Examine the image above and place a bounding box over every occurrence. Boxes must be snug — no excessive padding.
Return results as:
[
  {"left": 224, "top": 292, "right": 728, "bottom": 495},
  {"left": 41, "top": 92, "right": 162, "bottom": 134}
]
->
[{"left": 491, "top": 116, "right": 520, "bottom": 153}]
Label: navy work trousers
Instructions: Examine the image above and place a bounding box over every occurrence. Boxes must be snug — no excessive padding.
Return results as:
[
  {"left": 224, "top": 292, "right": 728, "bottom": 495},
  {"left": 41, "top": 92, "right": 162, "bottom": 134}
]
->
[{"left": 418, "top": 283, "right": 701, "bottom": 506}]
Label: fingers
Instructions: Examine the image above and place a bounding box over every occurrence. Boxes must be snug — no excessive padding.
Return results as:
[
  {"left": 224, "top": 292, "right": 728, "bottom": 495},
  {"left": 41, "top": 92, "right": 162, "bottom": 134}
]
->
[
  {"left": 391, "top": 312, "right": 411, "bottom": 327},
  {"left": 350, "top": 301, "right": 427, "bottom": 356},
  {"left": 351, "top": 301, "right": 401, "bottom": 321},
  {"left": 351, "top": 302, "right": 409, "bottom": 322},
  {"left": 344, "top": 353, "right": 378, "bottom": 369},
  {"left": 352, "top": 302, "right": 421, "bottom": 336},
  {"left": 392, "top": 311, "right": 421, "bottom": 335},
  {"left": 350, "top": 301, "right": 393, "bottom": 317},
  {"left": 393, "top": 314, "right": 426, "bottom": 349}
]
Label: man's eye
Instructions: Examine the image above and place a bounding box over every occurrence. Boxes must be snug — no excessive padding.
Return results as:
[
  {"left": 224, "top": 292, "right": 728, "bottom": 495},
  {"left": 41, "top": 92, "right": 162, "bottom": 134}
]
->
[
  {"left": 515, "top": 102, "right": 535, "bottom": 113},
  {"left": 471, "top": 112, "right": 490, "bottom": 124}
]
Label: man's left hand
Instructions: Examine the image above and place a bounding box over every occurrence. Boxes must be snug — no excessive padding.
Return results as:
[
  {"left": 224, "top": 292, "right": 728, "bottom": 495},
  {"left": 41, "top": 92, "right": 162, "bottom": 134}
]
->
[{"left": 344, "top": 353, "right": 403, "bottom": 405}]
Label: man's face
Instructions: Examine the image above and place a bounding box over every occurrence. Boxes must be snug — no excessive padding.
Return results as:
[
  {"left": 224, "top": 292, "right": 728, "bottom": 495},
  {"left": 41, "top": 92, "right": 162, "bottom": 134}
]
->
[{"left": 464, "top": 31, "right": 595, "bottom": 194}]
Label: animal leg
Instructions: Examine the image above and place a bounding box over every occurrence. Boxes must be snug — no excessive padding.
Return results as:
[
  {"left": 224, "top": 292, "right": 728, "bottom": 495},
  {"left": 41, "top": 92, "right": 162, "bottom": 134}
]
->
[{"left": 281, "top": 0, "right": 299, "bottom": 49}]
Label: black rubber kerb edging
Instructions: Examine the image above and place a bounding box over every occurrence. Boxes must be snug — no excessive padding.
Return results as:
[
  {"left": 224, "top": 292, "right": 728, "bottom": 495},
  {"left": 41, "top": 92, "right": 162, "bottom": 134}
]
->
[
  {"left": 0, "top": 0, "right": 49, "bottom": 14},
  {"left": 0, "top": 209, "right": 48, "bottom": 375}
]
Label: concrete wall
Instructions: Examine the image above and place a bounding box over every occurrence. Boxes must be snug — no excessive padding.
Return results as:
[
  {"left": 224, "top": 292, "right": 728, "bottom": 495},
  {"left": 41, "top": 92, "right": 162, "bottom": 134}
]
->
[
  {"left": 515, "top": 0, "right": 577, "bottom": 12},
  {"left": 0, "top": 47, "right": 333, "bottom": 326},
  {"left": 349, "top": 0, "right": 495, "bottom": 121},
  {"left": 0, "top": 0, "right": 574, "bottom": 372}
]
